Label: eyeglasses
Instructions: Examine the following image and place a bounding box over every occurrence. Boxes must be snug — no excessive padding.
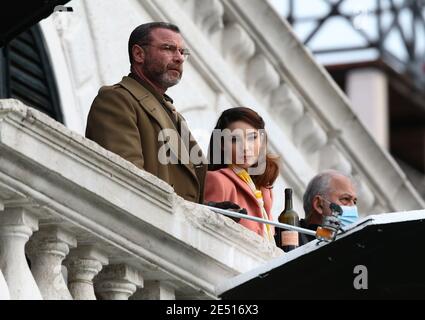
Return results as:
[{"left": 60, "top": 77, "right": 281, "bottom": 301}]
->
[{"left": 141, "top": 43, "right": 191, "bottom": 60}]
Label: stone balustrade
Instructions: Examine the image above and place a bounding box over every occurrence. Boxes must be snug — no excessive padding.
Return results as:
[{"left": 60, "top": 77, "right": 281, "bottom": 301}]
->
[
  {"left": 0, "top": 100, "right": 282, "bottom": 300},
  {"left": 27, "top": 225, "right": 77, "bottom": 300},
  {"left": 194, "top": 0, "right": 224, "bottom": 35}
]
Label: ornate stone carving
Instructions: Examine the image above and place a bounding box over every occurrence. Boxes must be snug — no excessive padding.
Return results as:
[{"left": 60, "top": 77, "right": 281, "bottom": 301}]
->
[
  {"left": 194, "top": 0, "right": 224, "bottom": 34},
  {"left": 0, "top": 208, "right": 42, "bottom": 299},
  {"left": 271, "top": 83, "right": 304, "bottom": 133},
  {"left": 27, "top": 225, "right": 77, "bottom": 300},
  {"left": 222, "top": 23, "right": 255, "bottom": 63},
  {"left": 318, "top": 144, "right": 353, "bottom": 175},
  {"left": 131, "top": 280, "right": 175, "bottom": 300},
  {"left": 64, "top": 246, "right": 108, "bottom": 300},
  {"left": 293, "top": 115, "right": 327, "bottom": 155},
  {"left": 95, "top": 264, "right": 143, "bottom": 300},
  {"left": 246, "top": 54, "right": 280, "bottom": 98}
]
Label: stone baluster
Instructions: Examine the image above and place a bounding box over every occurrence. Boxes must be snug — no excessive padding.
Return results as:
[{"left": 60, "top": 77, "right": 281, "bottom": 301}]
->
[
  {"left": 318, "top": 144, "right": 353, "bottom": 175},
  {"left": 64, "top": 246, "right": 108, "bottom": 300},
  {"left": 131, "top": 280, "right": 176, "bottom": 300},
  {"left": 270, "top": 83, "right": 304, "bottom": 137},
  {"left": 194, "top": 0, "right": 224, "bottom": 35},
  {"left": 246, "top": 54, "right": 280, "bottom": 99},
  {"left": 94, "top": 264, "right": 143, "bottom": 300},
  {"left": 293, "top": 115, "right": 327, "bottom": 155},
  {"left": 26, "top": 225, "right": 77, "bottom": 300},
  {"left": 0, "top": 207, "right": 42, "bottom": 299},
  {"left": 0, "top": 268, "right": 10, "bottom": 300},
  {"left": 222, "top": 23, "right": 256, "bottom": 63}
]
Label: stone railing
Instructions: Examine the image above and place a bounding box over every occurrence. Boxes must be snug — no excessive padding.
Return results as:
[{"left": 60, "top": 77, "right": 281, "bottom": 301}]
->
[{"left": 0, "top": 99, "right": 282, "bottom": 300}]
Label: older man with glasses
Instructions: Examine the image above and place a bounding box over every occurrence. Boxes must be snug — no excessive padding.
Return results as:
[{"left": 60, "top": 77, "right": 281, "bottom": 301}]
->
[{"left": 299, "top": 169, "right": 359, "bottom": 245}]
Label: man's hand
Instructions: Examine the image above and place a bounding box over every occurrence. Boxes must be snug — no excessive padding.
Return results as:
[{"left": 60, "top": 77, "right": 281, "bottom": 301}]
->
[{"left": 205, "top": 201, "right": 248, "bottom": 222}]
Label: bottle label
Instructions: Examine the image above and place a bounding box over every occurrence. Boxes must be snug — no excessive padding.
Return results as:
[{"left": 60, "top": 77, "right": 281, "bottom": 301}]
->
[{"left": 281, "top": 230, "right": 299, "bottom": 246}]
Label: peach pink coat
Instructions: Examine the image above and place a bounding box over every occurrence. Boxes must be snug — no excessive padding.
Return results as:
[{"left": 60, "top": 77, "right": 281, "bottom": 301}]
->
[{"left": 204, "top": 168, "right": 274, "bottom": 237}]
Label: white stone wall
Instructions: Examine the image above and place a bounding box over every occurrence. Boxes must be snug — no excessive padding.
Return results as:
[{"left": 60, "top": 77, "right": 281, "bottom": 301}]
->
[{"left": 346, "top": 68, "right": 389, "bottom": 149}]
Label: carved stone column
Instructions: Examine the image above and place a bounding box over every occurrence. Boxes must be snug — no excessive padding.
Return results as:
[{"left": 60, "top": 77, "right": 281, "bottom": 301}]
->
[
  {"left": 271, "top": 83, "right": 304, "bottom": 136},
  {"left": 0, "top": 207, "right": 42, "bottom": 299},
  {"left": 95, "top": 264, "right": 143, "bottom": 300},
  {"left": 246, "top": 54, "right": 280, "bottom": 99},
  {"left": 131, "top": 280, "right": 175, "bottom": 300},
  {"left": 27, "top": 225, "right": 77, "bottom": 300},
  {"left": 293, "top": 115, "right": 327, "bottom": 155},
  {"left": 64, "top": 246, "right": 108, "bottom": 300},
  {"left": 194, "top": 0, "right": 224, "bottom": 34}
]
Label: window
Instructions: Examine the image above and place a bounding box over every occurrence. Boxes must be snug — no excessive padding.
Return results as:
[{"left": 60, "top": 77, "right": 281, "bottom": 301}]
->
[{"left": 0, "top": 24, "right": 63, "bottom": 123}]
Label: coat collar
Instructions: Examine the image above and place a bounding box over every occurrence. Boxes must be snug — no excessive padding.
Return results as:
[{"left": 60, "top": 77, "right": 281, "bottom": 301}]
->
[
  {"left": 118, "top": 76, "right": 198, "bottom": 181},
  {"left": 119, "top": 76, "right": 171, "bottom": 126},
  {"left": 218, "top": 168, "right": 264, "bottom": 206},
  {"left": 128, "top": 72, "right": 174, "bottom": 104}
]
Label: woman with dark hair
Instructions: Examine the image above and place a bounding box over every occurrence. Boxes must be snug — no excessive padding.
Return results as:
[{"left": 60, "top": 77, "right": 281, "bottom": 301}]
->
[{"left": 205, "top": 107, "right": 280, "bottom": 242}]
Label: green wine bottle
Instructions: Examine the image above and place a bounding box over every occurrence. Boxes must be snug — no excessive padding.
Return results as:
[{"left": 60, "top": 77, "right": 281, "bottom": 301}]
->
[{"left": 278, "top": 188, "right": 300, "bottom": 252}]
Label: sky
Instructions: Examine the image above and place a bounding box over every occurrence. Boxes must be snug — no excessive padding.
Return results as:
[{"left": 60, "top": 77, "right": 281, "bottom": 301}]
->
[{"left": 268, "top": 0, "right": 425, "bottom": 65}]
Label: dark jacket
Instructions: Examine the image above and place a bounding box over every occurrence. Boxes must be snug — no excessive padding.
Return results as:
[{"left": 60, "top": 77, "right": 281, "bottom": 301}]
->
[{"left": 299, "top": 219, "right": 319, "bottom": 246}]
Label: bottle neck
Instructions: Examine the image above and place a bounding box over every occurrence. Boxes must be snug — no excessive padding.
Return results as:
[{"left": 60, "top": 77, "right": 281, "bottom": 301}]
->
[{"left": 284, "top": 189, "right": 293, "bottom": 211}]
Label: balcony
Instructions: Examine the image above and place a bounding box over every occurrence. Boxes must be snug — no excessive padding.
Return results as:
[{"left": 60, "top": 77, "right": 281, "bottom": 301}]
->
[{"left": 0, "top": 99, "right": 282, "bottom": 300}]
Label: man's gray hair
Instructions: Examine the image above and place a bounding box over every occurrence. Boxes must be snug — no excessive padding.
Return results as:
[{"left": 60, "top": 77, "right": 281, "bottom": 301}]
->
[{"left": 303, "top": 170, "right": 355, "bottom": 219}]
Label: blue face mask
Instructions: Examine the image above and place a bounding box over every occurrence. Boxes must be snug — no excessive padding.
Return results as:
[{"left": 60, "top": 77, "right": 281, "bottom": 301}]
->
[{"left": 339, "top": 205, "right": 359, "bottom": 227}]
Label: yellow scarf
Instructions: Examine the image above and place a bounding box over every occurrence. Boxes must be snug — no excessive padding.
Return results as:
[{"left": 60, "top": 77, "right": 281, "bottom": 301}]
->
[{"left": 230, "top": 165, "right": 274, "bottom": 243}]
